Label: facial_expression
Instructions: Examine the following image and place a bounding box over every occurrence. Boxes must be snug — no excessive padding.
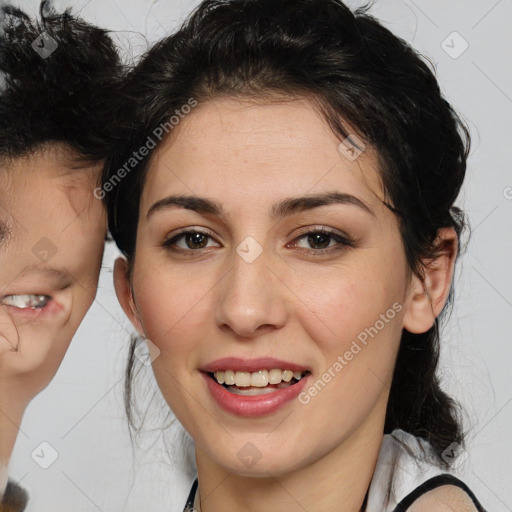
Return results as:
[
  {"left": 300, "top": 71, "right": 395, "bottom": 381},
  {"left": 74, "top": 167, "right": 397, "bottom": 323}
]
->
[
  {"left": 121, "top": 97, "right": 419, "bottom": 477},
  {"left": 0, "top": 143, "right": 106, "bottom": 400}
]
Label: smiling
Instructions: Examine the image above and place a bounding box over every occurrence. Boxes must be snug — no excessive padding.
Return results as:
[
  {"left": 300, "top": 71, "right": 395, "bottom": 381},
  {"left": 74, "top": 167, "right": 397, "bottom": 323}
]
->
[
  {"left": 203, "top": 369, "right": 311, "bottom": 416},
  {"left": 1, "top": 294, "right": 50, "bottom": 309},
  {"left": 213, "top": 369, "right": 306, "bottom": 387}
]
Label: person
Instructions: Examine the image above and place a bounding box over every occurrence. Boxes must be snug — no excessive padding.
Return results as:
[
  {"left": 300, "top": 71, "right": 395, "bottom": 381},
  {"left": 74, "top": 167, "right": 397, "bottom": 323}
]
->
[
  {"left": 106, "top": 0, "right": 488, "bottom": 510},
  {"left": 0, "top": 2, "right": 121, "bottom": 510}
]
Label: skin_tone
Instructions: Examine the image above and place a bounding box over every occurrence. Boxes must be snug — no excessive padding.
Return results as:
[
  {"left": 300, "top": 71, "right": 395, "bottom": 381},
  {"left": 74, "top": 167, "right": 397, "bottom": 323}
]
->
[
  {"left": 114, "top": 97, "right": 473, "bottom": 512},
  {"left": 0, "top": 143, "right": 106, "bottom": 489}
]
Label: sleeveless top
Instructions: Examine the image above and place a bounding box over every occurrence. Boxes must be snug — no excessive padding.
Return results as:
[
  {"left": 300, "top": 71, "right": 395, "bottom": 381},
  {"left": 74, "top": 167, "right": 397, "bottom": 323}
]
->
[{"left": 182, "top": 430, "right": 487, "bottom": 512}]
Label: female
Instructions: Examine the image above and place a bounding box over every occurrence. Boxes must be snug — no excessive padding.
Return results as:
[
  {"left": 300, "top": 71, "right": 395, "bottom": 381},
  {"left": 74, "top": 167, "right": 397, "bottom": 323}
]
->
[{"left": 106, "top": 0, "right": 487, "bottom": 510}]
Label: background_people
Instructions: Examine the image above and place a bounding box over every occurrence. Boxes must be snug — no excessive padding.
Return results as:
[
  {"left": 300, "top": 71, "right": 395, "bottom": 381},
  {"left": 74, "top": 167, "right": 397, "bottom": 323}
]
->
[{"left": 0, "top": 1, "right": 121, "bottom": 510}]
